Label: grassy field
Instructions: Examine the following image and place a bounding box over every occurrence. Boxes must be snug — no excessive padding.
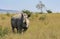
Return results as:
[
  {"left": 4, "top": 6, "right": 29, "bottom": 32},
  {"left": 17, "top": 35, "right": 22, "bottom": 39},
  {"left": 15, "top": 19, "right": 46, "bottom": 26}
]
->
[{"left": 0, "top": 13, "right": 60, "bottom": 39}]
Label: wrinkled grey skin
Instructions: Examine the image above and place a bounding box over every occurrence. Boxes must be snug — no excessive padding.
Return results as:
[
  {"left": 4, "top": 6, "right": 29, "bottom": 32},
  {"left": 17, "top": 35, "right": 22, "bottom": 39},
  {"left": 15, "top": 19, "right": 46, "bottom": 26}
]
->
[{"left": 11, "top": 13, "right": 29, "bottom": 33}]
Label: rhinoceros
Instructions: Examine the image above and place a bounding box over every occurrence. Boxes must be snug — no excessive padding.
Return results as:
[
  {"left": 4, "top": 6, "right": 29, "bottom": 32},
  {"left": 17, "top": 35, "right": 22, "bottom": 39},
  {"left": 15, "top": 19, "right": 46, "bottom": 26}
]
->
[{"left": 11, "top": 13, "right": 30, "bottom": 33}]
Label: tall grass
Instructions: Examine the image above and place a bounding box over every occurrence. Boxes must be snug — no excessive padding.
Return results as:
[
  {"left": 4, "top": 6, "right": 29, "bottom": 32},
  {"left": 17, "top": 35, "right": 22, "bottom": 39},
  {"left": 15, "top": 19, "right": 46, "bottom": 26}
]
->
[
  {"left": 0, "top": 13, "right": 60, "bottom": 39},
  {"left": 1, "top": 16, "right": 5, "bottom": 20},
  {"left": 0, "top": 26, "right": 9, "bottom": 37}
]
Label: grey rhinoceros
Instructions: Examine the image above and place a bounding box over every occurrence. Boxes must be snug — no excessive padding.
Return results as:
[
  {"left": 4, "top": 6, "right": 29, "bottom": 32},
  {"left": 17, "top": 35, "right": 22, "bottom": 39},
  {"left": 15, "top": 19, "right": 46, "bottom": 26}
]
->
[{"left": 11, "top": 13, "right": 30, "bottom": 33}]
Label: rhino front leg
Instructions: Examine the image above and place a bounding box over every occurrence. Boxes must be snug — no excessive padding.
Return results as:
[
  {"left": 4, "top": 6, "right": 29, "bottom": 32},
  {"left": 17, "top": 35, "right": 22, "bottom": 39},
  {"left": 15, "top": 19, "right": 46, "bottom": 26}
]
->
[{"left": 23, "top": 27, "right": 28, "bottom": 33}]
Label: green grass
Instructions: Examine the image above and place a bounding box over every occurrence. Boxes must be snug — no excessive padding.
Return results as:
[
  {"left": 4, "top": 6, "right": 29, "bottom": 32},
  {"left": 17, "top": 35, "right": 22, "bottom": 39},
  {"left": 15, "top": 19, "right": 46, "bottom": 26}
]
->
[{"left": 0, "top": 13, "right": 60, "bottom": 39}]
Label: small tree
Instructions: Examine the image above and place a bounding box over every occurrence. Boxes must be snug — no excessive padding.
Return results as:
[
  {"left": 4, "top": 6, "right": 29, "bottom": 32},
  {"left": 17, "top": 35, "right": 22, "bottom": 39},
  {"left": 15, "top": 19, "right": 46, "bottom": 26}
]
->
[
  {"left": 46, "top": 10, "right": 52, "bottom": 13},
  {"left": 36, "top": 1, "right": 45, "bottom": 14}
]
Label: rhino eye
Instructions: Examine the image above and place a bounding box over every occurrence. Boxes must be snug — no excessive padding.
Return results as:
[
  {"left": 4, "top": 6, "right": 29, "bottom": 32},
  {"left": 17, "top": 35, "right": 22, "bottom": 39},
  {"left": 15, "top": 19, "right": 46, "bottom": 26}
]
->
[{"left": 24, "top": 22, "right": 26, "bottom": 24}]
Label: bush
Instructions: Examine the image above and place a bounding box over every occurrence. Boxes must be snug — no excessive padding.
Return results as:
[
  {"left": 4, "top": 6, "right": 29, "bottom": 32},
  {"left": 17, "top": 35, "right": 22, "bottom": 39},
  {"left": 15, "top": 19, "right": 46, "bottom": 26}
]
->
[
  {"left": 22, "top": 10, "right": 32, "bottom": 17},
  {"left": 6, "top": 12, "right": 10, "bottom": 16},
  {"left": 39, "top": 15, "right": 46, "bottom": 20},
  {"left": 46, "top": 10, "right": 52, "bottom": 13},
  {"left": 35, "top": 13, "right": 38, "bottom": 17}
]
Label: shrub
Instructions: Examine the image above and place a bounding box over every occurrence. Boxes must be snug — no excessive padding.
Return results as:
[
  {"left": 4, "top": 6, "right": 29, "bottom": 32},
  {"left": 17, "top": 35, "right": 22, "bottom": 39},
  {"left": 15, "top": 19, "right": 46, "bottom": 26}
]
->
[
  {"left": 22, "top": 10, "right": 32, "bottom": 17},
  {"left": 46, "top": 10, "right": 52, "bottom": 13},
  {"left": 35, "top": 13, "right": 38, "bottom": 17},
  {"left": 39, "top": 15, "right": 46, "bottom": 20},
  {"left": 6, "top": 12, "right": 10, "bottom": 16}
]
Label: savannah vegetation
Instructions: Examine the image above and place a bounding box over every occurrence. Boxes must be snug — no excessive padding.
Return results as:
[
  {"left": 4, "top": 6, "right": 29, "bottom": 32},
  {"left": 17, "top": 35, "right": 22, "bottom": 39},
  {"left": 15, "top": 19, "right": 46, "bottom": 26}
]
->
[
  {"left": 0, "top": 13, "right": 60, "bottom": 39},
  {"left": 0, "top": 1, "right": 59, "bottom": 39}
]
